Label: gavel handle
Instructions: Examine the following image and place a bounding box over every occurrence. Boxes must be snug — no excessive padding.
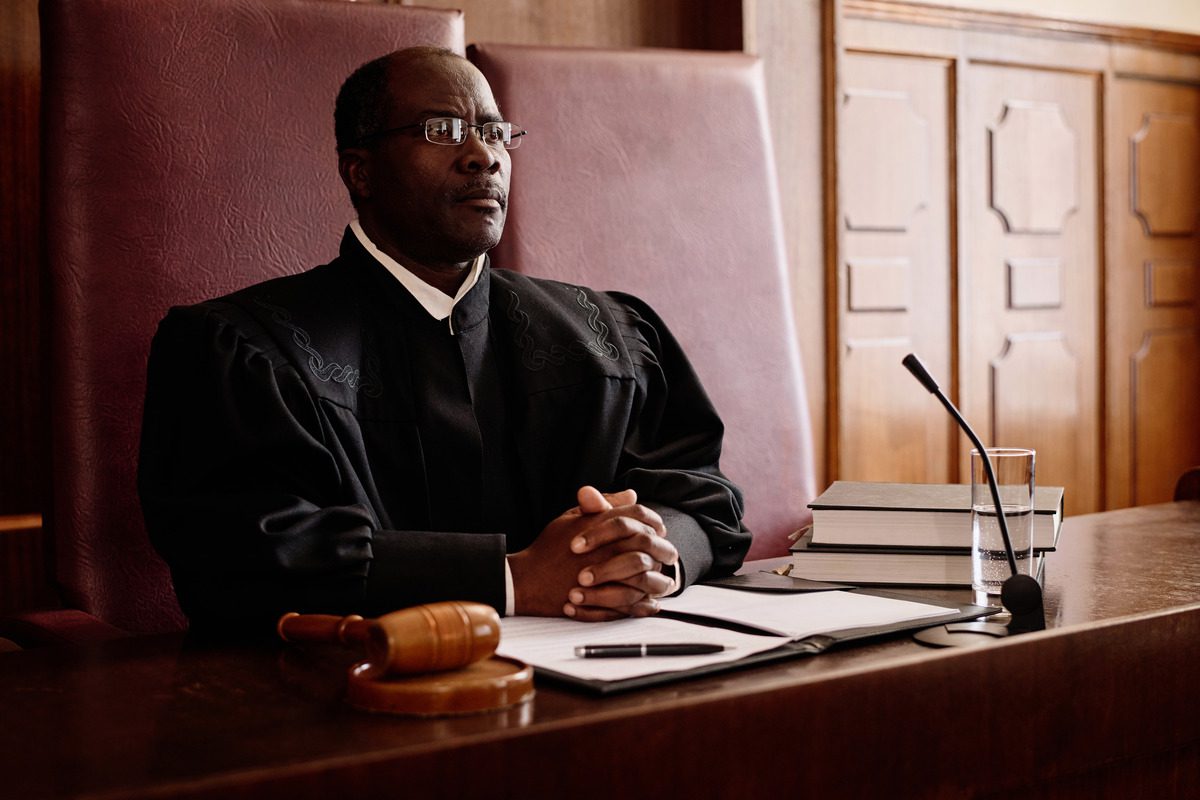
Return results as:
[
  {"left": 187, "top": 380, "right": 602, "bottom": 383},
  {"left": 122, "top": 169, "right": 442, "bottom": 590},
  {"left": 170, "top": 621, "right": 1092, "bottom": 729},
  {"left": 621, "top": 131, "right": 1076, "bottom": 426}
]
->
[{"left": 277, "top": 612, "right": 370, "bottom": 645}]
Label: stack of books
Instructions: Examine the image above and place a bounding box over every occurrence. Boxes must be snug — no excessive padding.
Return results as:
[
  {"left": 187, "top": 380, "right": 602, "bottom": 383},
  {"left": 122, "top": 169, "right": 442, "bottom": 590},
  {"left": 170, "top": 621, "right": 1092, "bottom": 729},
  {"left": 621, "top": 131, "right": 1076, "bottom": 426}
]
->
[{"left": 789, "top": 481, "right": 1064, "bottom": 587}]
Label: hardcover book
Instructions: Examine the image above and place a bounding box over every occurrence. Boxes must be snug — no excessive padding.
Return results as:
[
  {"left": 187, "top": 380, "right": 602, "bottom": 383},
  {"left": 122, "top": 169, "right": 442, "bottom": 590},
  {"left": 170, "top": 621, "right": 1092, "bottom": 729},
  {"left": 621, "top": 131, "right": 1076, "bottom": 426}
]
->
[
  {"left": 807, "top": 481, "right": 1064, "bottom": 550},
  {"left": 788, "top": 532, "right": 1046, "bottom": 587}
]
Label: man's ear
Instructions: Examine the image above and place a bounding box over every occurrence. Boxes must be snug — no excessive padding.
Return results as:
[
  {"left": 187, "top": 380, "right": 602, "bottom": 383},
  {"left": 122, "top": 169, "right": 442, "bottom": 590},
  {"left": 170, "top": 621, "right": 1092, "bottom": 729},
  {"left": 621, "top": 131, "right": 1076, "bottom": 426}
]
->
[{"left": 338, "top": 149, "right": 372, "bottom": 203}]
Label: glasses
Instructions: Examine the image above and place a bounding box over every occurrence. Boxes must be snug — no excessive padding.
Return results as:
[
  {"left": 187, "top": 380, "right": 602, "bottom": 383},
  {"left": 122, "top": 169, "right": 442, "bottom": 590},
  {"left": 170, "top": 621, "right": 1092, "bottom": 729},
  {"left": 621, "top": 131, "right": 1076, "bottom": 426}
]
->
[{"left": 360, "top": 117, "right": 526, "bottom": 150}]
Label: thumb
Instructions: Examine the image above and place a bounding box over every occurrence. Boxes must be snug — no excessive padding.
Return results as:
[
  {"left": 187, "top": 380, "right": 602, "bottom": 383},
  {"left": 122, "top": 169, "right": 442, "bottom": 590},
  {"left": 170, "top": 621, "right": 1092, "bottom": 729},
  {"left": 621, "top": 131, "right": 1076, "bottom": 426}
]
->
[{"left": 576, "top": 485, "right": 613, "bottom": 514}]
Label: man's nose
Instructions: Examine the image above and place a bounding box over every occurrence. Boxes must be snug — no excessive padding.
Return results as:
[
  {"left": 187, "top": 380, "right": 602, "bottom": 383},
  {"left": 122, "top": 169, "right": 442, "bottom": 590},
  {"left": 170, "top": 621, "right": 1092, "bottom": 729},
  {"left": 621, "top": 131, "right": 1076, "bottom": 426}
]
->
[{"left": 457, "top": 130, "right": 502, "bottom": 173}]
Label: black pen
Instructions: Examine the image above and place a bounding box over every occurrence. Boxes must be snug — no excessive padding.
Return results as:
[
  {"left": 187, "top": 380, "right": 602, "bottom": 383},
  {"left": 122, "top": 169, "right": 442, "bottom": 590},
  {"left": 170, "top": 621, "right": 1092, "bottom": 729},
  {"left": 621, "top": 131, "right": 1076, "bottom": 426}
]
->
[{"left": 574, "top": 643, "right": 726, "bottom": 658}]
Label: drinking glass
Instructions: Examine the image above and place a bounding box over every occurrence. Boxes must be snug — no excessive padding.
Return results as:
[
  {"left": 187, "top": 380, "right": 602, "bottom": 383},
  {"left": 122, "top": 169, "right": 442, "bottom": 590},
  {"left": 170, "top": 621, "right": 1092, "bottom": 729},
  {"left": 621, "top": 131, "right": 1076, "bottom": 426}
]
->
[{"left": 971, "top": 448, "right": 1036, "bottom": 607}]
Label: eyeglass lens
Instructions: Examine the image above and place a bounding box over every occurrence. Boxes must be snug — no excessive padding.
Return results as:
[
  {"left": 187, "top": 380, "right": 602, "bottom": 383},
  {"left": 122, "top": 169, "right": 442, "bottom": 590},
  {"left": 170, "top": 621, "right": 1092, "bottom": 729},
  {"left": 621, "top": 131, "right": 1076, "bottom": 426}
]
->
[{"left": 425, "top": 117, "right": 521, "bottom": 149}]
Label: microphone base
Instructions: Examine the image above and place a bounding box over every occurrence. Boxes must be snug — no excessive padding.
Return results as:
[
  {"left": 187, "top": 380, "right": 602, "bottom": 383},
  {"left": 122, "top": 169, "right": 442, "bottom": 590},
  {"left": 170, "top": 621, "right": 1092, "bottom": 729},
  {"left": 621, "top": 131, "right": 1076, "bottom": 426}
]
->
[
  {"left": 913, "top": 621, "right": 1013, "bottom": 648},
  {"left": 914, "top": 571, "right": 1046, "bottom": 647}
]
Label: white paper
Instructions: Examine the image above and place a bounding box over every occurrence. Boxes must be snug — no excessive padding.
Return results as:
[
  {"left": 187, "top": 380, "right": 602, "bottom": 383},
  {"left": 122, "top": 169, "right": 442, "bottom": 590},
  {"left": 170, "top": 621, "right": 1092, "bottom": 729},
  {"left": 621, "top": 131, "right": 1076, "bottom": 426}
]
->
[
  {"left": 496, "top": 615, "right": 787, "bottom": 682},
  {"left": 497, "top": 586, "right": 958, "bottom": 684},
  {"left": 658, "top": 585, "right": 957, "bottom": 639}
]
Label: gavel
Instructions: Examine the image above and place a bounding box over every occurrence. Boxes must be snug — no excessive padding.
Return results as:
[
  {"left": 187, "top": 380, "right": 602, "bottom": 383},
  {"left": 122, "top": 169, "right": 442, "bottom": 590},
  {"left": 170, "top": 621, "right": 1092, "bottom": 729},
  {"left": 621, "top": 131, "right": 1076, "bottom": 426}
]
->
[{"left": 277, "top": 601, "right": 500, "bottom": 680}]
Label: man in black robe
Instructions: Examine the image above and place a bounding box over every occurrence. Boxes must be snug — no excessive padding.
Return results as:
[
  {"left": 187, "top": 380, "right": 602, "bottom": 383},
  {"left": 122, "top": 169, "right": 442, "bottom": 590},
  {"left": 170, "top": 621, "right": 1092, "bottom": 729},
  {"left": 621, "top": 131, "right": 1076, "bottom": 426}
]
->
[{"left": 138, "top": 46, "right": 750, "bottom": 632}]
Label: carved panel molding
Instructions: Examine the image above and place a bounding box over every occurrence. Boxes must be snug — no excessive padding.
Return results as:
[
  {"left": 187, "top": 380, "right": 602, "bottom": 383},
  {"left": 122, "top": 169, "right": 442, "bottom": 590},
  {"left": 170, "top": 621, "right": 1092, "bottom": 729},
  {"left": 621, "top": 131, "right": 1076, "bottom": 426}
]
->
[
  {"left": 1144, "top": 259, "right": 1197, "bottom": 308},
  {"left": 1131, "top": 112, "right": 1200, "bottom": 237},
  {"left": 841, "top": 88, "right": 929, "bottom": 232},
  {"left": 989, "top": 101, "right": 1078, "bottom": 235},
  {"left": 846, "top": 257, "right": 910, "bottom": 311},
  {"left": 1007, "top": 257, "right": 1062, "bottom": 309},
  {"left": 838, "top": 51, "right": 952, "bottom": 484}
]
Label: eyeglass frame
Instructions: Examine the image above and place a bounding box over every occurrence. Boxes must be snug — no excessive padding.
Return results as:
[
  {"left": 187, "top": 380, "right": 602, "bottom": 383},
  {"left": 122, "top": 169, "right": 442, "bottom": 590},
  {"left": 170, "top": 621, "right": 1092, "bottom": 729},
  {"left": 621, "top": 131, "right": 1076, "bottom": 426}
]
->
[{"left": 356, "top": 117, "right": 527, "bottom": 150}]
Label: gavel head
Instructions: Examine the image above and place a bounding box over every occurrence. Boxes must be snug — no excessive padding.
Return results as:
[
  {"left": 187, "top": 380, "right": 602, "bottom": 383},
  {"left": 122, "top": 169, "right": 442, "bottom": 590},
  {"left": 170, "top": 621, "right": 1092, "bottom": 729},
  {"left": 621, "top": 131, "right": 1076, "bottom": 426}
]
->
[{"left": 360, "top": 601, "right": 501, "bottom": 679}]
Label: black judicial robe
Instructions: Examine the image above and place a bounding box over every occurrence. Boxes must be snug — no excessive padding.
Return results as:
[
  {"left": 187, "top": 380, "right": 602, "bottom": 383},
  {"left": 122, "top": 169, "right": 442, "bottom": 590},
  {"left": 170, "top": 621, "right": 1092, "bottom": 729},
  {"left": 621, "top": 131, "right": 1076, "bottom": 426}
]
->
[{"left": 139, "top": 231, "right": 750, "bottom": 631}]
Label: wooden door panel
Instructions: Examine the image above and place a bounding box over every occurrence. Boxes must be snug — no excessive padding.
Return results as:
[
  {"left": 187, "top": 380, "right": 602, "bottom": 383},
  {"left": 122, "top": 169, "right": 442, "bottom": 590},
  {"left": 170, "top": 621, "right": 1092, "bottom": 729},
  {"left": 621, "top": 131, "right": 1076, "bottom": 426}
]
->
[
  {"left": 962, "top": 63, "right": 1101, "bottom": 514},
  {"left": 1107, "top": 78, "right": 1200, "bottom": 507},
  {"left": 841, "top": 336, "right": 942, "bottom": 482},
  {"left": 841, "top": 88, "right": 930, "bottom": 232},
  {"left": 1131, "top": 330, "right": 1200, "bottom": 505},
  {"left": 837, "top": 6, "right": 1200, "bottom": 513},
  {"left": 989, "top": 101, "right": 1079, "bottom": 235},
  {"left": 989, "top": 333, "right": 1082, "bottom": 492},
  {"left": 838, "top": 52, "right": 953, "bottom": 484},
  {"left": 1131, "top": 112, "right": 1200, "bottom": 237}
]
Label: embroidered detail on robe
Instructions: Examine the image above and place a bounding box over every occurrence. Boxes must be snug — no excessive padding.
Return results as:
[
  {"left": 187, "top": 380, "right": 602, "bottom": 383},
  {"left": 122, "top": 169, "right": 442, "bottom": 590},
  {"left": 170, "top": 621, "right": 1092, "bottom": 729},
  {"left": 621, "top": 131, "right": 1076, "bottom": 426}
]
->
[
  {"left": 506, "top": 287, "right": 619, "bottom": 370},
  {"left": 254, "top": 296, "right": 383, "bottom": 397}
]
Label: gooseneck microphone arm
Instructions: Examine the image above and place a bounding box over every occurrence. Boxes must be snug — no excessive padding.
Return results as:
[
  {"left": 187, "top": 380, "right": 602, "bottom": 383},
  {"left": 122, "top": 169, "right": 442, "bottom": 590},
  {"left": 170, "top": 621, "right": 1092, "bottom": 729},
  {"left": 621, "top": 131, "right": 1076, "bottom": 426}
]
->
[
  {"left": 901, "top": 354, "right": 1017, "bottom": 576},
  {"left": 902, "top": 353, "right": 1045, "bottom": 637}
]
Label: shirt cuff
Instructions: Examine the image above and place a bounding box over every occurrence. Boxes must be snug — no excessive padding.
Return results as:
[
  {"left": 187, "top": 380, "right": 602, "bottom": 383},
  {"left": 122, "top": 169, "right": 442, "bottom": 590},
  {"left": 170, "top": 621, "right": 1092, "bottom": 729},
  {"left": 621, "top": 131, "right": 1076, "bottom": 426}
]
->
[
  {"left": 663, "top": 561, "right": 685, "bottom": 597},
  {"left": 504, "top": 556, "right": 515, "bottom": 616}
]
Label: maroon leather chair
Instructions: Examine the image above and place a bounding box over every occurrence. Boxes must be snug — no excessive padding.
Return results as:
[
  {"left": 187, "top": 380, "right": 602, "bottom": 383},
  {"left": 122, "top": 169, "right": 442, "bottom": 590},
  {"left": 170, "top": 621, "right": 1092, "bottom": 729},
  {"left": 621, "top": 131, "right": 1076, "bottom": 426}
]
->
[
  {"left": 33, "top": 0, "right": 465, "bottom": 637},
  {"left": 471, "top": 44, "right": 817, "bottom": 559}
]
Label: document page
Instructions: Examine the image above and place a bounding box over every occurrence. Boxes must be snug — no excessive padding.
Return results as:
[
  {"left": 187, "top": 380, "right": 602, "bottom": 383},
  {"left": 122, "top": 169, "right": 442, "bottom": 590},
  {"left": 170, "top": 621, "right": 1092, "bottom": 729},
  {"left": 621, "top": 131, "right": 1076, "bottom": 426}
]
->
[
  {"left": 496, "top": 615, "right": 788, "bottom": 682},
  {"left": 659, "top": 586, "right": 957, "bottom": 639}
]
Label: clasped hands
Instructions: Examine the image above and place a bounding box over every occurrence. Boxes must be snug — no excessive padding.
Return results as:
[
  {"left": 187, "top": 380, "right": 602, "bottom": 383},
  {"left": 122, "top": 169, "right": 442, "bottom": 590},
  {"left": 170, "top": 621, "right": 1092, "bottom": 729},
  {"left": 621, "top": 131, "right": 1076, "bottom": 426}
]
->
[{"left": 507, "top": 486, "right": 679, "bottom": 621}]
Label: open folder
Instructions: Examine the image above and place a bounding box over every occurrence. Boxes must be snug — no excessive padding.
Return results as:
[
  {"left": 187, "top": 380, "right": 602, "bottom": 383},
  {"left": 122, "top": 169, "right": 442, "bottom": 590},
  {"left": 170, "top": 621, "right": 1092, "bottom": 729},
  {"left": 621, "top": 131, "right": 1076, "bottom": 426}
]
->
[{"left": 496, "top": 583, "right": 995, "bottom": 694}]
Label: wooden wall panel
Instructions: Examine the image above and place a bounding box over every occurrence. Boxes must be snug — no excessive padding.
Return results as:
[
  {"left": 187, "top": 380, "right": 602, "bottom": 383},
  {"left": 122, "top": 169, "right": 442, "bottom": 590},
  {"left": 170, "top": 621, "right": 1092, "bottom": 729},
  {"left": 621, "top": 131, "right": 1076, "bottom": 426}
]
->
[
  {"left": 841, "top": 337, "right": 936, "bottom": 479},
  {"left": 837, "top": 52, "right": 954, "bottom": 483},
  {"left": 1131, "top": 330, "right": 1200, "bottom": 504},
  {"left": 0, "top": 515, "right": 50, "bottom": 615},
  {"left": 989, "top": 333, "right": 1081, "bottom": 478},
  {"left": 839, "top": 4, "right": 1200, "bottom": 515},
  {"left": 961, "top": 63, "right": 1100, "bottom": 515},
  {"left": 0, "top": 0, "right": 42, "bottom": 517},
  {"left": 1107, "top": 76, "right": 1200, "bottom": 507},
  {"left": 1131, "top": 112, "right": 1199, "bottom": 236},
  {"left": 1006, "top": 257, "right": 1062, "bottom": 309},
  {"left": 988, "top": 101, "right": 1078, "bottom": 235},
  {"left": 842, "top": 88, "right": 930, "bottom": 231}
]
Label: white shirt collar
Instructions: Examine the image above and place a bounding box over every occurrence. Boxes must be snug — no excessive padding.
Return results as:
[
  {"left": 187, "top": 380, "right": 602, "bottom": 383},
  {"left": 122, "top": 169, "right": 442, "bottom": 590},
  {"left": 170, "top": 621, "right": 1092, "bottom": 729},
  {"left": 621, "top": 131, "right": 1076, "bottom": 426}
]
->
[{"left": 349, "top": 219, "right": 484, "bottom": 331}]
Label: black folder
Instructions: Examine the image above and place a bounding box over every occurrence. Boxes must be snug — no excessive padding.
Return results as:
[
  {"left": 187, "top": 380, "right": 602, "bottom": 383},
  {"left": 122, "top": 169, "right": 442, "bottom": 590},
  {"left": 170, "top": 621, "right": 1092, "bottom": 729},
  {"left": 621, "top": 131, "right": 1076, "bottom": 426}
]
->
[{"left": 528, "top": 580, "right": 998, "bottom": 695}]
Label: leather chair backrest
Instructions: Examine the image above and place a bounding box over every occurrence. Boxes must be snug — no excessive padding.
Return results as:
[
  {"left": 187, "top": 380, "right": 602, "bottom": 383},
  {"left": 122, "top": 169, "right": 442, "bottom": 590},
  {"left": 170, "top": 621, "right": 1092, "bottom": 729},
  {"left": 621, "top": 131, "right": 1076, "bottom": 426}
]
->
[
  {"left": 470, "top": 44, "right": 816, "bottom": 558},
  {"left": 40, "top": 0, "right": 465, "bottom": 632}
]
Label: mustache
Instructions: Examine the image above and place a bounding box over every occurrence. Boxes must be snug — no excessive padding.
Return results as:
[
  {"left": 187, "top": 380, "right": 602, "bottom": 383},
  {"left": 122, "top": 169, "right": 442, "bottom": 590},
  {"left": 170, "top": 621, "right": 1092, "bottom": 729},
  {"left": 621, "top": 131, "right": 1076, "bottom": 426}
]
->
[{"left": 451, "top": 179, "right": 508, "bottom": 207}]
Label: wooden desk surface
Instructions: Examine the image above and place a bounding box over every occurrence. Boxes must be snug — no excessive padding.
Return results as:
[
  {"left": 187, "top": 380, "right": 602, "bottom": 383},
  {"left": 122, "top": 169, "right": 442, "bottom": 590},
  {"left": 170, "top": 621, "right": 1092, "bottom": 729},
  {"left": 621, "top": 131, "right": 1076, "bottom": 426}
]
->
[{"left": 4, "top": 502, "right": 1200, "bottom": 799}]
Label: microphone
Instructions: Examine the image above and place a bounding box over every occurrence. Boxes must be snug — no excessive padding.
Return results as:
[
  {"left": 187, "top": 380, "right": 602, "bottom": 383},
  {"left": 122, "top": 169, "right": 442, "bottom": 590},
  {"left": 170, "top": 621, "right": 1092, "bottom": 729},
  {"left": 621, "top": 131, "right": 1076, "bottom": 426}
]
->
[{"left": 901, "top": 353, "right": 1045, "bottom": 645}]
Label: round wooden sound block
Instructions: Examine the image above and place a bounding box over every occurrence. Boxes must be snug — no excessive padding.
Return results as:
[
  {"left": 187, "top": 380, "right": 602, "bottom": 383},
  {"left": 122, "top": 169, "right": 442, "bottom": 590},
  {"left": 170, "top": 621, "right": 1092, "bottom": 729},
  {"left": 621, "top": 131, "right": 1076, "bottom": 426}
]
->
[{"left": 345, "top": 656, "right": 535, "bottom": 716}]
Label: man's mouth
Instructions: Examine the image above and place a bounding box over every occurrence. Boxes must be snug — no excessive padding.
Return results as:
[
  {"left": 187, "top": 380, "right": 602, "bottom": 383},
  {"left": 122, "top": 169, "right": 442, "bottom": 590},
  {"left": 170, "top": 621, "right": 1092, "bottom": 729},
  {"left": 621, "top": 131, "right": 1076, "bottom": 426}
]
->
[{"left": 455, "top": 187, "right": 506, "bottom": 210}]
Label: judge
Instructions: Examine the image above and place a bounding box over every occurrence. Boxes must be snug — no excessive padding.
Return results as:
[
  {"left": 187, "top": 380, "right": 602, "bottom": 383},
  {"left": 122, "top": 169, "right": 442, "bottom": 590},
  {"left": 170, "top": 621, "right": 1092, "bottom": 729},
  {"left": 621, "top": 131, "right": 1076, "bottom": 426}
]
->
[{"left": 138, "top": 46, "right": 750, "bottom": 633}]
